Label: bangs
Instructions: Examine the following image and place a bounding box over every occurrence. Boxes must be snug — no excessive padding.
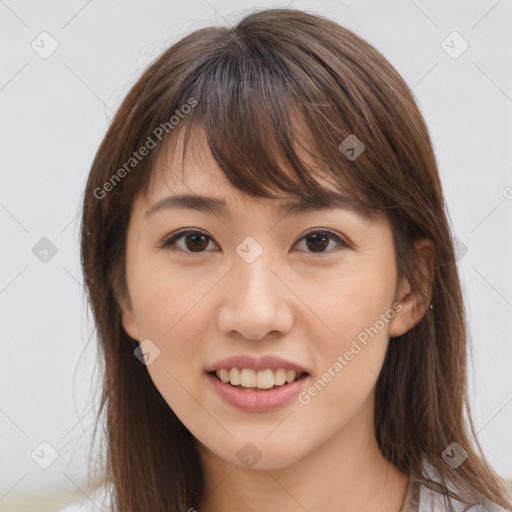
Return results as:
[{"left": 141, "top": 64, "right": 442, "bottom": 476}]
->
[{"left": 134, "top": 30, "right": 383, "bottom": 219}]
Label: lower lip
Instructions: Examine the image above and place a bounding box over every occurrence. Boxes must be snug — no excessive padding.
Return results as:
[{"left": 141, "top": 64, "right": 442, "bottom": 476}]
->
[{"left": 205, "top": 372, "right": 310, "bottom": 412}]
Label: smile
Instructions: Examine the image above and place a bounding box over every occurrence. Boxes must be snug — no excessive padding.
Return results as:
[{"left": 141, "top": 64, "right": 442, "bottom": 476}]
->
[
  {"left": 206, "top": 370, "right": 310, "bottom": 411},
  {"left": 212, "top": 367, "right": 307, "bottom": 390}
]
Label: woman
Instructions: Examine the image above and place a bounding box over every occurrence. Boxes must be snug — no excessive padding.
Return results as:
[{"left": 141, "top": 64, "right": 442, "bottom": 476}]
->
[{"left": 62, "top": 7, "right": 512, "bottom": 512}]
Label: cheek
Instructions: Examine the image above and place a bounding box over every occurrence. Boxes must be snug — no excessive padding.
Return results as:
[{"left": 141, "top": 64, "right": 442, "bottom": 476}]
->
[
  {"left": 313, "top": 256, "right": 396, "bottom": 346},
  {"left": 132, "top": 282, "right": 209, "bottom": 421},
  {"left": 127, "top": 256, "right": 213, "bottom": 377},
  {"left": 127, "top": 253, "right": 207, "bottom": 337},
  {"left": 305, "top": 256, "right": 397, "bottom": 401}
]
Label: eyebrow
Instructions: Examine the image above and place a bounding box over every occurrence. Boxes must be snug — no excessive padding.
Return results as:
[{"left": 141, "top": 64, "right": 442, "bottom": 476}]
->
[{"left": 144, "top": 193, "right": 358, "bottom": 219}]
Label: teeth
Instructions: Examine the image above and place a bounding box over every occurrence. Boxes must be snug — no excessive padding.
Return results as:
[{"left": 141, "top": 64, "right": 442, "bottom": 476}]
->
[
  {"left": 286, "top": 370, "right": 296, "bottom": 383},
  {"left": 214, "top": 368, "right": 304, "bottom": 389},
  {"left": 240, "top": 368, "right": 257, "bottom": 387},
  {"left": 256, "top": 369, "right": 274, "bottom": 389},
  {"left": 274, "top": 368, "right": 287, "bottom": 385},
  {"left": 229, "top": 368, "right": 240, "bottom": 385}
]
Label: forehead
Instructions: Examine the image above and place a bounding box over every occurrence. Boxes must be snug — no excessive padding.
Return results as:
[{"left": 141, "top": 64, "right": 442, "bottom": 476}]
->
[
  {"left": 135, "top": 125, "right": 381, "bottom": 223},
  {"left": 145, "top": 127, "right": 278, "bottom": 200},
  {"left": 145, "top": 126, "right": 344, "bottom": 201}
]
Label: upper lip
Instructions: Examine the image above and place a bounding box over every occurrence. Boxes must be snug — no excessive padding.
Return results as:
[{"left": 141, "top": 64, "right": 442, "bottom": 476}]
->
[{"left": 205, "top": 355, "right": 311, "bottom": 374}]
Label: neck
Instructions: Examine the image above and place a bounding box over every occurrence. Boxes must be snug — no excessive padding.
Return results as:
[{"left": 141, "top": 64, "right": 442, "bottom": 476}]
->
[{"left": 196, "top": 392, "right": 409, "bottom": 512}]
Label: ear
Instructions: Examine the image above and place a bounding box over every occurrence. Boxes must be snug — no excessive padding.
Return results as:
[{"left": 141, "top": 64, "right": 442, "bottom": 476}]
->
[
  {"left": 119, "top": 294, "right": 141, "bottom": 341},
  {"left": 389, "top": 237, "right": 435, "bottom": 338}
]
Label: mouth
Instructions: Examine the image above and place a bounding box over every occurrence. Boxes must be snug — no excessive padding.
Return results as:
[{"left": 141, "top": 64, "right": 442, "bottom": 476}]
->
[
  {"left": 205, "top": 367, "right": 311, "bottom": 411},
  {"left": 207, "top": 368, "right": 309, "bottom": 392}
]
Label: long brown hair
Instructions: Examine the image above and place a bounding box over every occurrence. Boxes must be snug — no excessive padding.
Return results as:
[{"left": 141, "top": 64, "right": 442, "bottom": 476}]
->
[{"left": 79, "top": 8, "right": 512, "bottom": 511}]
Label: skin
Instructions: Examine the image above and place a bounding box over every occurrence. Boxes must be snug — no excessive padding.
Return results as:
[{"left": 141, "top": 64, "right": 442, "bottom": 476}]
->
[{"left": 120, "top": 130, "right": 435, "bottom": 512}]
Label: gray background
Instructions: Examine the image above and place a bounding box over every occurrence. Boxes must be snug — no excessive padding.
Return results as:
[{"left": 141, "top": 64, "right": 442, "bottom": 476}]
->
[{"left": 1, "top": 0, "right": 511, "bottom": 509}]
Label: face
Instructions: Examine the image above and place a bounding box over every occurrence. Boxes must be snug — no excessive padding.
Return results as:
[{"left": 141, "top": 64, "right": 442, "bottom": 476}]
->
[{"left": 120, "top": 131, "right": 428, "bottom": 471}]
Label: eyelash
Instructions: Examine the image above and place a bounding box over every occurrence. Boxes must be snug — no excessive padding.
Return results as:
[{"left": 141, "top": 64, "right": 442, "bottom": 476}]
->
[{"left": 158, "top": 229, "right": 350, "bottom": 255}]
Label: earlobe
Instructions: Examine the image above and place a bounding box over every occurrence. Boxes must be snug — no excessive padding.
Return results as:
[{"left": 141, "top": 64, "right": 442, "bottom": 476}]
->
[
  {"left": 120, "top": 297, "right": 141, "bottom": 341},
  {"left": 388, "top": 279, "right": 415, "bottom": 338},
  {"left": 388, "top": 237, "right": 435, "bottom": 338}
]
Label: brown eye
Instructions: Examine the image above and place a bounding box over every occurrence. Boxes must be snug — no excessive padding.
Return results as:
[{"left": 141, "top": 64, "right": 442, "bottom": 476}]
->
[
  {"left": 160, "top": 230, "right": 217, "bottom": 253},
  {"left": 295, "top": 230, "right": 347, "bottom": 254},
  {"left": 160, "top": 229, "right": 348, "bottom": 255},
  {"left": 305, "top": 232, "right": 329, "bottom": 252},
  {"left": 183, "top": 233, "right": 209, "bottom": 252}
]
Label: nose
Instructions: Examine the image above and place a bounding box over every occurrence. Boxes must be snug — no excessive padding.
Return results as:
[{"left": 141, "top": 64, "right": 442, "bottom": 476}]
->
[{"left": 216, "top": 251, "right": 294, "bottom": 340}]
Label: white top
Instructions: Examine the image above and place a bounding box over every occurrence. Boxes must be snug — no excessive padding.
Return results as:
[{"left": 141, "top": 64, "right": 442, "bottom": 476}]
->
[{"left": 58, "top": 462, "right": 510, "bottom": 512}]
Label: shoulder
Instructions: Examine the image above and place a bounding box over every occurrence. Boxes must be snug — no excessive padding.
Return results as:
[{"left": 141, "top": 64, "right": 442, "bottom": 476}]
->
[
  {"left": 416, "top": 459, "right": 510, "bottom": 512},
  {"left": 57, "top": 483, "right": 113, "bottom": 512},
  {"left": 419, "top": 483, "right": 509, "bottom": 511}
]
